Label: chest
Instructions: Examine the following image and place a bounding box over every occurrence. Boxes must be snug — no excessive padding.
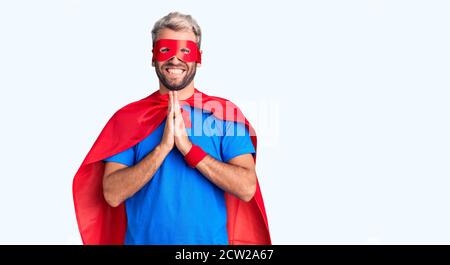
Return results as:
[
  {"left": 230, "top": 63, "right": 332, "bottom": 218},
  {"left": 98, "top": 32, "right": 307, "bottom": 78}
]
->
[{"left": 134, "top": 108, "right": 226, "bottom": 163}]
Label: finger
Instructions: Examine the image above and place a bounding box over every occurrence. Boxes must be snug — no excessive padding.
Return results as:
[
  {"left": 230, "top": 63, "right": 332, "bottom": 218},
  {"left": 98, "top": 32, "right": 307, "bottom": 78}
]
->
[
  {"left": 168, "top": 91, "right": 173, "bottom": 114},
  {"left": 167, "top": 93, "right": 175, "bottom": 131},
  {"left": 171, "top": 92, "right": 176, "bottom": 120},
  {"left": 174, "top": 91, "right": 181, "bottom": 115}
]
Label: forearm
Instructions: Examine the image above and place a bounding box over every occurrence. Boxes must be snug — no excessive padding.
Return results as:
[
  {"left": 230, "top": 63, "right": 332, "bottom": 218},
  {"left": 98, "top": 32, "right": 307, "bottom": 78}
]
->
[
  {"left": 195, "top": 155, "right": 256, "bottom": 202},
  {"left": 103, "top": 144, "right": 170, "bottom": 207}
]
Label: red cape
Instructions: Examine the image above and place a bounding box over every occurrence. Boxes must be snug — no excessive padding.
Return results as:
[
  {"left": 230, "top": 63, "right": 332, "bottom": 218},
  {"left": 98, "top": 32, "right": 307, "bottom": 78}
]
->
[{"left": 72, "top": 88, "right": 271, "bottom": 244}]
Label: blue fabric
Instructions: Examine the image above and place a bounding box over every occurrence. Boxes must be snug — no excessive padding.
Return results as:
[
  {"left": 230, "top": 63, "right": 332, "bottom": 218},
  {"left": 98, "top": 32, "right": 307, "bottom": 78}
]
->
[{"left": 103, "top": 105, "right": 255, "bottom": 245}]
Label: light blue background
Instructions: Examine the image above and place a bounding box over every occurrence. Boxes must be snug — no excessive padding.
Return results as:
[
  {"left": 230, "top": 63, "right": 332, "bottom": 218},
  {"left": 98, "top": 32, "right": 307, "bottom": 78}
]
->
[{"left": 0, "top": 0, "right": 449, "bottom": 244}]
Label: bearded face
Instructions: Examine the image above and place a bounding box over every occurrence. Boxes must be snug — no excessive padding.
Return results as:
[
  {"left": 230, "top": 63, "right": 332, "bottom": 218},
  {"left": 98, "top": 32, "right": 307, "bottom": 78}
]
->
[
  {"left": 152, "top": 38, "right": 201, "bottom": 91},
  {"left": 154, "top": 58, "right": 197, "bottom": 91}
]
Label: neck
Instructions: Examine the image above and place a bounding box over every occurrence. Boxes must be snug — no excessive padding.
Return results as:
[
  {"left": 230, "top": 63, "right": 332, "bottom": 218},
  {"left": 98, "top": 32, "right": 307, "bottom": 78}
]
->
[{"left": 159, "top": 82, "right": 195, "bottom": 100}]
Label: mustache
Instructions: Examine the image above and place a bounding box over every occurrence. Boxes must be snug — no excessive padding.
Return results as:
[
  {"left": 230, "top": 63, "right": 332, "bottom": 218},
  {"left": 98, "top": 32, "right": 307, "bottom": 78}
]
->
[{"left": 162, "top": 62, "right": 188, "bottom": 69}]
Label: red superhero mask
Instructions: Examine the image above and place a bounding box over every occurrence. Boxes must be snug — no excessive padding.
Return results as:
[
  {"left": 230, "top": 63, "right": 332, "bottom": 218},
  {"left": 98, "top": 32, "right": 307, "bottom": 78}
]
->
[{"left": 152, "top": 39, "right": 202, "bottom": 64}]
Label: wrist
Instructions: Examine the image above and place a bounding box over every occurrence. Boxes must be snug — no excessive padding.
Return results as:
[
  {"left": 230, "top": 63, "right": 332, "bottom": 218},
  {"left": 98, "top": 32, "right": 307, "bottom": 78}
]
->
[
  {"left": 180, "top": 142, "right": 193, "bottom": 156},
  {"left": 184, "top": 144, "right": 207, "bottom": 168},
  {"left": 158, "top": 143, "right": 172, "bottom": 155}
]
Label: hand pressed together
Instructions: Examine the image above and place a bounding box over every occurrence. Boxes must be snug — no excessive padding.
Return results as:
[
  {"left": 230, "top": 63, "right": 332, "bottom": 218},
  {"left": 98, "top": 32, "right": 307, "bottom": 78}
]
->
[{"left": 159, "top": 91, "right": 192, "bottom": 155}]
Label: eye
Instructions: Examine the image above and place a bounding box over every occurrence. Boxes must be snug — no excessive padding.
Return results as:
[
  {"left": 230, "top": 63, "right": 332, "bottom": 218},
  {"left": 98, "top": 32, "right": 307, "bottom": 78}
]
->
[
  {"left": 159, "top": 47, "right": 169, "bottom": 53},
  {"left": 180, "top": 48, "right": 191, "bottom": 54}
]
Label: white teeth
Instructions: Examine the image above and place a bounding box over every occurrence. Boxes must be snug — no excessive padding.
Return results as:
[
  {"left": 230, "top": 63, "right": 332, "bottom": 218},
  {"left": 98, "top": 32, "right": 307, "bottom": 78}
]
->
[{"left": 167, "top": 68, "right": 184, "bottom": 74}]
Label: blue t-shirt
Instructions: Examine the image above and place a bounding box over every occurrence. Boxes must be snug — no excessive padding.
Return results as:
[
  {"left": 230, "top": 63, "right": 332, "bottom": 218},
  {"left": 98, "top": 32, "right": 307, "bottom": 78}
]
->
[{"left": 103, "top": 105, "right": 255, "bottom": 245}]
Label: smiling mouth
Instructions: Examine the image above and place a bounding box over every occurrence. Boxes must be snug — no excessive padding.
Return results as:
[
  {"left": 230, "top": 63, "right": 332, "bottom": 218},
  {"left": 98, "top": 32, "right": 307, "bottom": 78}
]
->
[{"left": 165, "top": 67, "right": 186, "bottom": 76}]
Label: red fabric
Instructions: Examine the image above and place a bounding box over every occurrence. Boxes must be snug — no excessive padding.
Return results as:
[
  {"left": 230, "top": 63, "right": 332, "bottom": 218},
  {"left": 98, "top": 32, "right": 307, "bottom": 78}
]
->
[
  {"left": 184, "top": 144, "right": 207, "bottom": 168},
  {"left": 72, "top": 88, "right": 271, "bottom": 245},
  {"left": 152, "top": 39, "right": 202, "bottom": 63}
]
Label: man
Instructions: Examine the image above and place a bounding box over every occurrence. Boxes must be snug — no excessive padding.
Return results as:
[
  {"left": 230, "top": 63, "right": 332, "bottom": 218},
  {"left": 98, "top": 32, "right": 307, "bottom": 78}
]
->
[{"left": 72, "top": 12, "right": 270, "bottom": 245}]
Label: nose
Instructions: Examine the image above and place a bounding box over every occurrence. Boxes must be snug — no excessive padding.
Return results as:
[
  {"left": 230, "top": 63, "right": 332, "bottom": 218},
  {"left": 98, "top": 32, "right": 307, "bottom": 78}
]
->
[{"left": 168, "top": 55, "right": 183, "bottom": 64}]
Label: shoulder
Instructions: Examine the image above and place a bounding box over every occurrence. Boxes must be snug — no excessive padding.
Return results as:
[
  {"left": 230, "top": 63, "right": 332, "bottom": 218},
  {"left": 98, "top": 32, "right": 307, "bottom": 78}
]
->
[
  {"left": 203, "top": 94, "right": 240, "bottom": 110},
  {"left": 199, "top": 91, "right": 246, "bottom": 122},
  {"left": 109, "top": 94, "right": 153, "bottom": 124},
  {"left": 199, "top": 90, "right": 239, "bottom": 108}
]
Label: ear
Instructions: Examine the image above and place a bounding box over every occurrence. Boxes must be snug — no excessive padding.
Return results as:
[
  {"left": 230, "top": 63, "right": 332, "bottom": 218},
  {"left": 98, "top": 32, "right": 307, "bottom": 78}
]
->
[
  {"left": 151, "top": 61, "right": 155, "bottom": 67},
  {"left": 197, "top": 50, "right": 203, "bottom": 68}
]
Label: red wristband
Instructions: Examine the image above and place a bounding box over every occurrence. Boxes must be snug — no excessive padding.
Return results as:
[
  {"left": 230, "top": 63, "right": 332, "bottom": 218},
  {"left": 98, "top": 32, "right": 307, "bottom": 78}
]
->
[{"left": 184, "top": 144, "right": 207, "bottom": 168}]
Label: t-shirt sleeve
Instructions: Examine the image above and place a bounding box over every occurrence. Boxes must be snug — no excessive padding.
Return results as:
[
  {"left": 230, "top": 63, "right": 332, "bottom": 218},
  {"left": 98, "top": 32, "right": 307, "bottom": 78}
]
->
[
  {"left": 103, "top": 146, "right": 135, "bottom": 167},
  {"left": 221, "top": 121, "right": 256, "bottom": 162}
]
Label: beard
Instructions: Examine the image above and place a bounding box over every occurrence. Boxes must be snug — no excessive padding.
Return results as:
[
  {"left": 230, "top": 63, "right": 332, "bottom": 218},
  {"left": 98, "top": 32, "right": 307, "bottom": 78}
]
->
[{"left": 155, "top": 60, "right": 197, "bottom": 91}]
